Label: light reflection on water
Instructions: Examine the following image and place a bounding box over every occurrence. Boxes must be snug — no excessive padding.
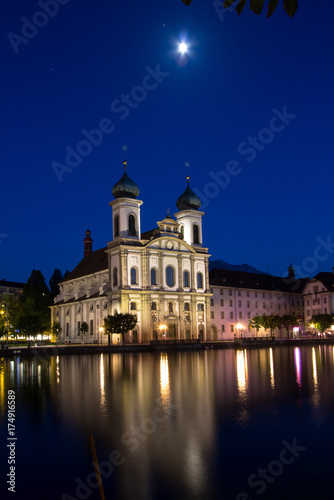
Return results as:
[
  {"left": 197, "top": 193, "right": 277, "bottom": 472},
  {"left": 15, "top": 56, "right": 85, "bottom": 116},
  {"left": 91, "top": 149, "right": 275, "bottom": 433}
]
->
[{"left": 1, "top": 345, "right": 334, "bottom": 500}]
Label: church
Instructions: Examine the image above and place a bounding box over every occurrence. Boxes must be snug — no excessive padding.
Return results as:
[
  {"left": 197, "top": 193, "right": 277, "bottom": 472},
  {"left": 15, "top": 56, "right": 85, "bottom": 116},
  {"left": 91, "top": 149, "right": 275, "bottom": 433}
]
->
[{"left": 51, "top": 157, "right": 212, "bottom": 344}]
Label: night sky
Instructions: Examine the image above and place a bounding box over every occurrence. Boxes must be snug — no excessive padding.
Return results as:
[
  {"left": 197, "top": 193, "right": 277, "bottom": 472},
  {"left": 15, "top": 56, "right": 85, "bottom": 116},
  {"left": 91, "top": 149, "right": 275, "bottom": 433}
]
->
[{"left": 1, "top": 0, "right": 334, "bottom": 285}]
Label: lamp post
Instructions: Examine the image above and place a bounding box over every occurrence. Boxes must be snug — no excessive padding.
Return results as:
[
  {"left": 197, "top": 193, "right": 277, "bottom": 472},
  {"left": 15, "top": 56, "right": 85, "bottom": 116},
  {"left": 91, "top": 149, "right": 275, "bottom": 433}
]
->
[
  {"left": 158, "top": 324, "right": 167, "bottom": 340},
  {"left": 236, "top": 323, "right": 245, "bottom": 338},
  {"left": 99, "top": 327, "right": 103, "bottom": 346}
]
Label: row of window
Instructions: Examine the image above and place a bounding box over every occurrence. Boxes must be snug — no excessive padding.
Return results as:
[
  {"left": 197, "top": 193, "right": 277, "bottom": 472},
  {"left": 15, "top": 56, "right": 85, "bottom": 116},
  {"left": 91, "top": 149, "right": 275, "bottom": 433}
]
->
[
  {"left": 130, "top": 301, "right": 204, "bottom": 312},
  {"left": 211, "top": 311, "right": 251, "bottom": 320},
  {"left": 306, "top": 308, "right": 328, "bottom": 316},
  {"left": 216, "top": 288, "right": 303, "bottom": 304},
  {"left": 210, "top": 299, "right": 289, "bottom": 310},
  {"left": 114, "top": 214, "right": 136, "bottom": 238},
  {"left": 112, "top": 266, "right": 205, "bottom": 289}
]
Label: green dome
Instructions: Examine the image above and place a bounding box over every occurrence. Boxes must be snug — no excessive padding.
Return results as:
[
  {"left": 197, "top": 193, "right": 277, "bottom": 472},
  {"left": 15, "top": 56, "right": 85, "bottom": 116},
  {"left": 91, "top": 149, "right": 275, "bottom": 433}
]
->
[
  {"left": 112, "top": 166, "right": 140, "bottom": 199},
  {"left": 176, "top": 183, "right": 201, "bottom": 211}
]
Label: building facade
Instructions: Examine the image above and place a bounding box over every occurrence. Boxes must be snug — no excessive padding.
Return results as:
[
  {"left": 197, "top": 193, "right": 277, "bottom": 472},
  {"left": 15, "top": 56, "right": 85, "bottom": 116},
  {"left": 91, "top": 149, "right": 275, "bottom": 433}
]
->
[
  {"left": 51, "top": 161, "right": 211, "bottom": 343},
  {"left": 303, "top": 271, "right": 334, "bottom": 325},
  {"left": 209, "top": 267, "right": 307, "bottom": 340}
]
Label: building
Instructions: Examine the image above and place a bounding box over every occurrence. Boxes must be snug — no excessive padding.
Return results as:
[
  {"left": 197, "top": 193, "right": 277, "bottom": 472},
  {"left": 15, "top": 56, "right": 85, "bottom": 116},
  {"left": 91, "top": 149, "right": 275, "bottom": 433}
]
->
[
  {"left": 0, "top": 279, "right": 25, "bottom": 302},
  {"left": 52, "top": 160, "right": 211, "bottom": 344},
  {"left": 303, "top": 270, "right": 334, "bottom": 325},
  {"left": 209, "top": 266, "right": 308, "bottom": 340}
]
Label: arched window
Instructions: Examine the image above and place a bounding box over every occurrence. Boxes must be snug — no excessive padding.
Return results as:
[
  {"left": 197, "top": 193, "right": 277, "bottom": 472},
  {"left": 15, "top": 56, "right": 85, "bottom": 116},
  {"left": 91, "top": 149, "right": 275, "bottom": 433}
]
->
[
  {"left": 166, "top": 266, "right": 175, "bottom": 287},
  {"left": 113, "top": 267, "right": 118, "bottom": 287},
  {"left": 169, "top": 302, "right": 173, "bottom": 314},
  {"left": 180, "top": 225, "right": 184, "bottom": 238},
  {"left": 128, "top": 214, "right": 136, "bottom": 236},
  {"left": 130, "top": 267, "right": 138, "bottom": 285},
  {"left": 114, "top": 215, "right": 119, "bottom": 237},
  {"left": 197, "top": 303, "right": 204, "bottom": 311},
  {"left": 183, "top": 270, "right": 190, "bottom": 288},
  {"left": 151, "top": 302, "right": 157, "bottom": 310},
  {"left": 193, "top": 224, "right": 199, "bottom": 244},
  {"left": 197, "top": 272, "right": 203, "bottom": 289},
  {"left": 130, "top": 302, "right": 137, "bottom": 311},
  {"left": 151, "top": 268, "right": 157, "bottom": 286},
  {"left": 184, "top": 303, "right": 190, "bottom": 312}
]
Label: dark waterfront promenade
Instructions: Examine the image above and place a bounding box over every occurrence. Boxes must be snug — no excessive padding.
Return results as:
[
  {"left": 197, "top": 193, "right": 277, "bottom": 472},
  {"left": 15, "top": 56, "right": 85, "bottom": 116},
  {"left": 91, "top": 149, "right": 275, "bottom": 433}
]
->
[{"left": 1, "top": 337, "right": 334, "bottom": 358}]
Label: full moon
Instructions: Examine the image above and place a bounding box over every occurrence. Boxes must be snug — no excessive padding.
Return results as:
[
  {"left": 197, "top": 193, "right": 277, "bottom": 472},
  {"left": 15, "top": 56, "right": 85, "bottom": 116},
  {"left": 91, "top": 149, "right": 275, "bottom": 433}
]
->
[{"left": 178, "top": 42, "right": 188, "bottom": 54}]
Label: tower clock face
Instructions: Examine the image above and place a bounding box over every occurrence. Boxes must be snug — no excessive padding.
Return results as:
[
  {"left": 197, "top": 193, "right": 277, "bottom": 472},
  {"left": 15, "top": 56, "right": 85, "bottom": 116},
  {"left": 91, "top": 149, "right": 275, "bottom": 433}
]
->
[{"left": 165, "top": 240, "right": 174, "bottom": 250}]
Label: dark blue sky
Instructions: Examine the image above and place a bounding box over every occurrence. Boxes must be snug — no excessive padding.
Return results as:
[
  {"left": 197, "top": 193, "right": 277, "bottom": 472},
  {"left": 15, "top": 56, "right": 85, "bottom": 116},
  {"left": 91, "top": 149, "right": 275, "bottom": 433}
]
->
[{"left": 1, "top": 0, "right": 334, "bottom": 284}]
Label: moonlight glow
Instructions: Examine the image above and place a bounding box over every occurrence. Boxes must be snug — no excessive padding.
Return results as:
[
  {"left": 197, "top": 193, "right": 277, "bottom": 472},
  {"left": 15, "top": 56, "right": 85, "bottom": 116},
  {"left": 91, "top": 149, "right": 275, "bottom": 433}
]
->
[{"left": 178, "top": 42, "right": 188, "bottom": 54}]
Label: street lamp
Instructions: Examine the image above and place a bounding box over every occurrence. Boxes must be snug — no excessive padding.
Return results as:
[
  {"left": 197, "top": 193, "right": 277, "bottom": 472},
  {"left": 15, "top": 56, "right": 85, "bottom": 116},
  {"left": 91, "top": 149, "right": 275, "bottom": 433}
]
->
[
  {"left": 99, "top": 327, "right": 103, "bottom": 346},
  {"left": 158, "top": 324, "right": 167, "bottom": 340},
  {"left": 236, "top": 323, "right": 245, "bottom": 338}
]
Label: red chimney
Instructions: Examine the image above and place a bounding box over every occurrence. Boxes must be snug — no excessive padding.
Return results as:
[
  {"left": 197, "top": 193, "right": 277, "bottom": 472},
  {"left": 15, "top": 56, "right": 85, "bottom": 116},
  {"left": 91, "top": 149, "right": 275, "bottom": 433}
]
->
[{"left": 83, "top": 228, "right": 93, "bottom": 257}]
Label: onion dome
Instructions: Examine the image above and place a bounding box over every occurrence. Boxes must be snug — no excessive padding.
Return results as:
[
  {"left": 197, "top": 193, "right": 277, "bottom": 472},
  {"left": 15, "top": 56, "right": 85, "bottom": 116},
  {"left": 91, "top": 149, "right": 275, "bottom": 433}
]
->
[
  {"left": 112, "top": 160, "right": 140, "bottom": 199},
  {"left": 176, "top": 175, "right": 201, "bottom": 211}
]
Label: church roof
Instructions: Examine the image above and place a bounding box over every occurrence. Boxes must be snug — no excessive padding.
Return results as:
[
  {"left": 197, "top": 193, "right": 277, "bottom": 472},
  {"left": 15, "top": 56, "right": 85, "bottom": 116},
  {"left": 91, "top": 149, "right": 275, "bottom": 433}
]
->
[
  {"left": 112, "top": 162, "right": 140, "bottom": 199},
  {"left": 176, "top": 179, "right": 201, "bottom": 211},
  {"left": 209, "top": 268, "right": 309, "bottom": 294},
  {"left": 61, "top": 247, "right": 108, "bottom": 282}
]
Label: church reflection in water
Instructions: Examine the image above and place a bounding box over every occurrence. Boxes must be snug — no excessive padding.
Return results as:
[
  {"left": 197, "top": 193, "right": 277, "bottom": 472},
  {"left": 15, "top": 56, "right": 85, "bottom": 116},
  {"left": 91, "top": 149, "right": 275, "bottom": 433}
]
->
[{"left": 2, "top": 345, "right": 334, "bottom": 499}]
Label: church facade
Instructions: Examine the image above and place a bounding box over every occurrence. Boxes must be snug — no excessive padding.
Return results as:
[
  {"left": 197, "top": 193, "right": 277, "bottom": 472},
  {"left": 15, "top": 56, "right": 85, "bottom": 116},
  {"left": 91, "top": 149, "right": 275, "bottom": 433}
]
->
[{"left": 51, "top": 160, "right": 212, "bottom": 344}]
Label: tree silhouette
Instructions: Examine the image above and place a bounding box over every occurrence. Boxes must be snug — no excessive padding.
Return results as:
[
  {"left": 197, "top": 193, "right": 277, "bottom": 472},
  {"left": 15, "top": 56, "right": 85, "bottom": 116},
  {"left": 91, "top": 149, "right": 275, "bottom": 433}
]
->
[{"left": 182, "top": 0, "right": 298, "bottom": 17}]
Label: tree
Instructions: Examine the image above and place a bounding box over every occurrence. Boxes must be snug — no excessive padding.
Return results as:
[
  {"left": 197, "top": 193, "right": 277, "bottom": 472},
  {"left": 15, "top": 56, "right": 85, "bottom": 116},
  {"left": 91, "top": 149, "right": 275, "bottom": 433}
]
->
[
  {"left": 261, "top": 314, "right": 281, "bottom": 336},
  {"left": 51, "top": 321, "right": 62, "bottom": 344},
  {"left": 280, "top": 314, "right": 299, "bottom": 339},
  {"left": 49, "top": 269, "right": 63, "bottom": 300},
  {"left": 103, "top": 313, "right": 137, "bottom": 346},
  {"left": 16, "top": 270, "right": 51, "bottom": 339},
  {"left": 249, "top": 315, "right": 263, "bottom": 336},
  {"left": 310, "top": 314, "right": 334, "bottom": 335},
  {"left": 80, "top": 321, "right": 89, "bottom": 344},
  {"left": 182, "top": 0, "right": 298, "bottom": 18}
]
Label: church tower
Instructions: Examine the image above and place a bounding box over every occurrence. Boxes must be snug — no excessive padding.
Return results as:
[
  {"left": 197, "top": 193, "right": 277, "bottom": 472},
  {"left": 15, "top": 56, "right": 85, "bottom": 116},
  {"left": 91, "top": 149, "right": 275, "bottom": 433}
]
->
[
  {"left": 174, "top": 171, "right": 204, "bottom": 247},
  {"left": 109, "top": 156, "right": 143, "bottom": 241}
]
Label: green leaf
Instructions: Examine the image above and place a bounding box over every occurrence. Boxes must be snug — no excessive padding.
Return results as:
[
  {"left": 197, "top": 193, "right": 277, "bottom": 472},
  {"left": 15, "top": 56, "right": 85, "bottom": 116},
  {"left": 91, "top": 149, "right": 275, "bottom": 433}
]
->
[
  {"left": 283, "top": 0, "right": 298, "bottom": 17},
  {"left": 250, "top": 0, "right": 265, "bottom": 15},
  {"left": 181, "top": 0, "right": 193, "bottom": 5},
  {"left": 236, "top": 0, "right": 247, "bottom": 15},
  {"left": 267, "top": 0, "right": 279, "bottom": 18},
  {"left": 223, "top": 0, "right": 238, "bottom": 9}
]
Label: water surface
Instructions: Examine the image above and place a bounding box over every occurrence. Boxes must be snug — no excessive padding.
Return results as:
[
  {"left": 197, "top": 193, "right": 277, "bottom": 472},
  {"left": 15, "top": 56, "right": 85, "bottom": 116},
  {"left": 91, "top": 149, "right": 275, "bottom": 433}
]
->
[{"left": 1, "top": 345, "right": 333, "bottom": 499}]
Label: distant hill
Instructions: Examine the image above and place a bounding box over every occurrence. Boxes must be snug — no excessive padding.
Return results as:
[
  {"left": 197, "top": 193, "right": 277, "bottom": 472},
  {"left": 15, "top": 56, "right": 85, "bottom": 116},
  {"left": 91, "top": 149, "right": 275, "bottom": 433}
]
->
[{"left": 209, "top": 259, "right": 270, "bottom": 275}]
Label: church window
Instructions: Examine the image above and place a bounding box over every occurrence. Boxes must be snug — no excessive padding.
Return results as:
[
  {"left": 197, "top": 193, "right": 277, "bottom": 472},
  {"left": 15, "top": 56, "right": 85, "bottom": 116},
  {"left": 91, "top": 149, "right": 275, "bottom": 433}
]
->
[
  {"left": 169, "top": 302, "right": 173, "bottom": 314},
  {"left": 180, "top": 225, "right": 184, "bottom": 238},
  {"left": 114, "top": 215, "right": 119, "bottom": 237},
  {"left": 184, "top": 303, "right": 190, "bottom": 311},
  {"left": 151, "top": 302, "right": 157, "bottom": 310},
  {"left": 183, "top": 270, "right": 190, "bottom": 288},
  {"left": 130, "top": 267, "right": 138, "bottom": 285},
  {"left": 128, "top": 214, "right": 136, "bottom": 236},
  {"left": 130, "top": 302, "right": 137, "bottom": 311},
  {"left": 193, "top": 224, "right": 199, "bottom": 244},
  {"left": 90, "top": 319, "right": 94, "bottom": 335},
  {"left": 197, "top": 303, "right": 204, "bottom": 311},
  {"left": 77, "top": 321, "right": 81, "bottom": 336},
  {"left": 166, "top": 266, "right": 175, "bottom": 287},
  {"left": 113, "top": 267, "right": 118, "bottom": 287},
  {"left": 197, "top": 272, "right": 203, "bottom": 289},
  {"left": 151, "top": 268, "right": 157, "bottom": 286}
]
